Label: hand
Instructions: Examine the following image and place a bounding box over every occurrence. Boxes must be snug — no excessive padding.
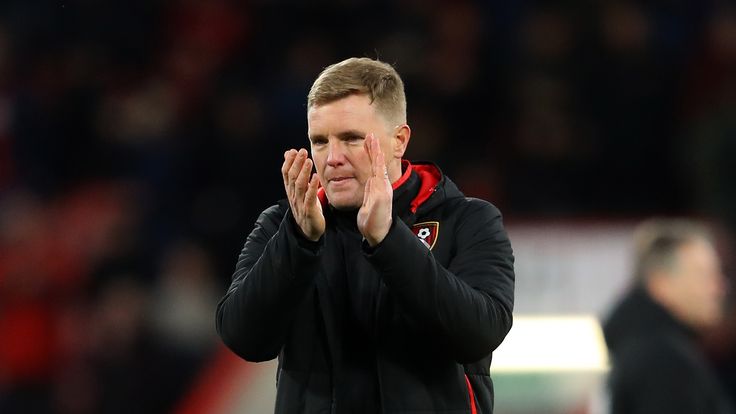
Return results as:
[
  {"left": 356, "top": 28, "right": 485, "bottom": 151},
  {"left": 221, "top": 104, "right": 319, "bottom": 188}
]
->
[
  {"left": 282, "top": 148, "right": 325, "bottom": 241},
  {"left": 357, "top": 133, "right": 393, "bottom": 246}
]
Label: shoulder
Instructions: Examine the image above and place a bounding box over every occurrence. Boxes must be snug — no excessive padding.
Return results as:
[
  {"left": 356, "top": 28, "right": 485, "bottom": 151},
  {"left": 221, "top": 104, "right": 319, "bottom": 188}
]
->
[
  {"left": 262, "top": 200, "right": 288, "bottom": 218},
  {"left": 437, "top": 175, "right": 502, "bottom": 218},
  {"left": 253, "top": 201, "right": 289, "bottom": 231},
  {"left": 442, "top": 196, "right": 503, "bottom": 227},
  {"left": 434, "top": 197, "right": 511, "bottom": 249},
  {"left": 460, "top": 197, "right": 502, "bottom": 217}
]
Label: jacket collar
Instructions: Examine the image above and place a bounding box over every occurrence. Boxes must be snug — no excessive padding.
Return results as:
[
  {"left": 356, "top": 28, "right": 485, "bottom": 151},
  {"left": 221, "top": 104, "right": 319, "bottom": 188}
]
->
[{"left": 316, "top": 159, "right": 444, "bottom": 215}]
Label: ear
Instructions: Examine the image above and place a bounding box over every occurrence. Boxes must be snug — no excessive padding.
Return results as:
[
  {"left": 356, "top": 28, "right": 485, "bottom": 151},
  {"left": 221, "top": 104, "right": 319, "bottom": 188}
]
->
[{"left": 392, "top": 124, "right": 411, "bottom": 159}]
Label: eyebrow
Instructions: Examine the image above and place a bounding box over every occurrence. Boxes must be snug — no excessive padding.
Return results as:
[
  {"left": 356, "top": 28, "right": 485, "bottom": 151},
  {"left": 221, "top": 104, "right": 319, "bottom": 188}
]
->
[
  {"left": 338, "top": 130, "right": 366, "bottom": 140},
  {"left": 309, "top": 129, "right": 367, "bottom": 142}
]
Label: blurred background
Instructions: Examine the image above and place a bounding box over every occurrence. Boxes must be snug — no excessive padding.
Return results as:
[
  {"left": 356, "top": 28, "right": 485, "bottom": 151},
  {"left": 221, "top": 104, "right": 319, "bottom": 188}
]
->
[{"left": 0, "top": 0, "right": 734, "bottom": 413}]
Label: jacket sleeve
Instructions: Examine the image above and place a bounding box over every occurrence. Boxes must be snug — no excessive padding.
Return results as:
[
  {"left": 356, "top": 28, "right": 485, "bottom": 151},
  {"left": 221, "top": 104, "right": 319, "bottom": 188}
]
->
[
  {"left": 215, "top": 203, "right": 323, "bottom": 362},
  {"left": 363, "top": 199, "right": 514, "bottom": 363}
]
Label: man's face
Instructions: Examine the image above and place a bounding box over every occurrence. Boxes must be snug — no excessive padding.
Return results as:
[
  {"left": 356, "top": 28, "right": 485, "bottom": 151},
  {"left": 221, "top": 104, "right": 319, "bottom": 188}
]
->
[
  {"left": 307, "top": 94, "right": 397, "bottom": 209},
  {"left": 668, "top": 239, "right": 727, "bottom": 329}
]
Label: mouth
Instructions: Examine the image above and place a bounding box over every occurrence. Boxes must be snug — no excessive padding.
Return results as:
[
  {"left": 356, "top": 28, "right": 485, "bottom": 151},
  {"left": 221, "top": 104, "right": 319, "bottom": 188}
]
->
[
  {"left": 328, "top": 176, "right": 355, "bottom": 183},
  {"left": 326, "top": 176, "right": 357, "bottom": 190}
]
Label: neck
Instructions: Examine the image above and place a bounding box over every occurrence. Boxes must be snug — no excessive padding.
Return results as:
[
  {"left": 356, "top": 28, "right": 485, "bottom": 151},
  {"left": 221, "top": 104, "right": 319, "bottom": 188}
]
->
[{"left": 387, "top": 159, "right": 404, "bottom": 184}]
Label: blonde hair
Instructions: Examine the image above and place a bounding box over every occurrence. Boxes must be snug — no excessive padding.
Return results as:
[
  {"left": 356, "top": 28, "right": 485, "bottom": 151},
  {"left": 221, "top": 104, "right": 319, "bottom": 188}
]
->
[{"left": 307, "top": 57, "right": 406, "bottom": 126}]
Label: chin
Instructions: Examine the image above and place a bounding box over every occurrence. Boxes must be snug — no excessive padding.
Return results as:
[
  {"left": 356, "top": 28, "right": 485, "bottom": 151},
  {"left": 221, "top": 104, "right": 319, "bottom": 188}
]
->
[
  {"left": 325, "top": 193, "right": 363, "bottom": 210},
  {"left": 330, "top": 201, "right": 362, "bottom": 211}
]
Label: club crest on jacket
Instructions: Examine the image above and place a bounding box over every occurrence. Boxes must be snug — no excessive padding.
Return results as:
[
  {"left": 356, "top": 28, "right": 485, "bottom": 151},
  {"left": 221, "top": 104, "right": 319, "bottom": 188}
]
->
[{"left": 411, "top": 221, "right": 439, "bottom": 250}]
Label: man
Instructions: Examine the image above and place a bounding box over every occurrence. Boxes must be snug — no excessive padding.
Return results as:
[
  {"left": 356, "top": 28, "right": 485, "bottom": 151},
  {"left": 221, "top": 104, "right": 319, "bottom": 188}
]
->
[
  {"left": 603, "top": 219, "right": 733, "bottom": 414},
  {"left": 215, "top": 57, "right": 515, "bottom": 413}
]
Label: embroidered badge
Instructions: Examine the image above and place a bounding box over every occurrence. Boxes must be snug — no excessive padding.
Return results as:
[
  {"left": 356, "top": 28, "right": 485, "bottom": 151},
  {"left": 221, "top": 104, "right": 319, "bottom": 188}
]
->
[{"left": 411, "top": 221, "right": 439, "bottom": 250}]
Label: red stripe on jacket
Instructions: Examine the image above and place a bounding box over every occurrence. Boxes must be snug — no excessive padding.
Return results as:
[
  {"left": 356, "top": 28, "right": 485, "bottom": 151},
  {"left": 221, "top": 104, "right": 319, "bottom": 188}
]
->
[{"left": 464, "top": 374, "right": 478, "bottom": 414}]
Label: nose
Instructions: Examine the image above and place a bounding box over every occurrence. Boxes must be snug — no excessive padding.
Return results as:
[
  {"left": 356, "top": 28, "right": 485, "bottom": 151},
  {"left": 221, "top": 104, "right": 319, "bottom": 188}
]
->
[{"left": 326, "top": 140, "right": 345, "bottom": 167}]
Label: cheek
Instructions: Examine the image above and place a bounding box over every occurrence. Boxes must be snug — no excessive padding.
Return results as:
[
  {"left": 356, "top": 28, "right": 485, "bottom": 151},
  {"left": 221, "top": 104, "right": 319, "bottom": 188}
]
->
[
  {"left": 381, "top": 142, "right": 394, "bottom": 159},
  {"left": 685, "top": 278, "right": 715, "bottom": 311},
  {"left": 347, "top": 147, "right": 372, "bottom": 175},
  {"left": 704, "top": 276, "right": 725, "bottom": 302},
  {"left": 682, "top": 277, "right": 703, "bottom": 300},
  {"left": 310, "top": 151, "right": 325, "bottom": 169},
  {"left": 310, "top": 155, "right": 326, "bottom": 183}
]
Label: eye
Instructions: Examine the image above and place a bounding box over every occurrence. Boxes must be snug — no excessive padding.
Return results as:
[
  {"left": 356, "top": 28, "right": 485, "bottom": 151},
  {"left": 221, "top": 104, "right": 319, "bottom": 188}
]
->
[{"left": 310, "top": 137, "right": 328, "bottom": 147}]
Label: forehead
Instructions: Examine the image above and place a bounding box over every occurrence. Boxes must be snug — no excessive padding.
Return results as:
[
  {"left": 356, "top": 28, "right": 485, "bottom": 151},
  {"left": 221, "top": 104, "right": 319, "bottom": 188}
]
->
[
  {"left": 676, "top": 238, "right": 718, "bottom": 269},
  {"left": 307, "top": 94, "right": 382, "bottom": 130}
]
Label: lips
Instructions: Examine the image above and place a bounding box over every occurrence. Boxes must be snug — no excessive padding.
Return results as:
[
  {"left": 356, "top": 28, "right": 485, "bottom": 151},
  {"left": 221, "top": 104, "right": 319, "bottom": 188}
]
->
[
  {"left": 326, "top": 176, "right": 357, "bottom": 191},
  {"left": 325, "top": 171, "right": 355, "bottom": 182}
]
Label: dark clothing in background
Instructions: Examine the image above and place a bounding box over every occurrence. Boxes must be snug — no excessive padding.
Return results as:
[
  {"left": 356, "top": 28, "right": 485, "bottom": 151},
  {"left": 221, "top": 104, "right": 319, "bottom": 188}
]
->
[
  {"left": 603, "top": 287, "right": 734, "bottom": 414},
  {"left": 216, "top": 161, "right": 515, "bottom": 413}
]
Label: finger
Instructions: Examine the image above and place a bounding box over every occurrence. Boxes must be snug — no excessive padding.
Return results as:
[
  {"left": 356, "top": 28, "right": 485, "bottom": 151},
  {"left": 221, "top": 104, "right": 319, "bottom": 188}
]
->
[
  {"left": 282, "top": 149, "right": 298, "bottom": 189},
  {"left": 376, "top": 141, "right": 388, "bottom": 181},
  {"left": 364, "top": 133, "right": 372, "bottom": 162},
  {"left": 362, "top": 176, "right": 371, "bottom": 208},
  {"left": 305, "top": 173, "right": 320, "bottom": 210},
  {"left": 287, "top": 149, "right": 307, "bottom": 191},
  {"left": 366, "top": 133, "right": 377, "bottom": 177},
  {"left": 286, "top": 150, "right": 307, "bottom": 215},
  {"left": 294, "top": 157, "right": 312, "bottom": 202},
  {"left": 371, "top": 133, "right": 385, "bottom": 179}
]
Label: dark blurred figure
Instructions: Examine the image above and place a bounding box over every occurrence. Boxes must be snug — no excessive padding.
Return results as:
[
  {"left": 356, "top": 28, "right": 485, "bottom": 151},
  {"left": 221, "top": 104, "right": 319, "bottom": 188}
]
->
[
  {"left": 603, "top": 219, "right": 733, "bottom": 414},
  {"left": 681, "top": 6, "right": 736, "bottom": 406}
]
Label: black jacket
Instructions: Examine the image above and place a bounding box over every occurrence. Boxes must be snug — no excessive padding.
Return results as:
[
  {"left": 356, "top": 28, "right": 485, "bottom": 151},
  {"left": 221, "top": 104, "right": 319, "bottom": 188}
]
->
[
  {"left": 603, "top": 287, "right": 734, "bottom": 414},
  {"left": 216, "top": 162, "right": 515, "bottom": 413}
]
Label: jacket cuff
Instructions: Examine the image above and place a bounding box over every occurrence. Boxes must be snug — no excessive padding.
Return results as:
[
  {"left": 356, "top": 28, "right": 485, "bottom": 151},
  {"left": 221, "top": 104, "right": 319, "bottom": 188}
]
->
[
  {"left": 361, "top": 216, "right": 397, "bottom": 255},
  {"left": 284, "top": 209, "right": 324, "bottom": 256},
  {"left": 362, "top": 218, "right": 428, "bottom": 285}
]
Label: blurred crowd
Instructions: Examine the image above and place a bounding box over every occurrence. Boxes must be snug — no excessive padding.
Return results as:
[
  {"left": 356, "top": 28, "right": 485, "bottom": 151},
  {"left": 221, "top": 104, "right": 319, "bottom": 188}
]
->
[{"left": 0, "top": 0, "right": 735, "bottom": 413}]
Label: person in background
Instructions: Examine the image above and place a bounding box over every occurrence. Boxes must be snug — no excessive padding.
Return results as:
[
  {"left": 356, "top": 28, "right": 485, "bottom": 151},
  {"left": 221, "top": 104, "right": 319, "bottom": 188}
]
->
[
  {"left": 215, "top": 57, "right": 515, "bottom": 413},
  {"left": 604, "top": 219, "right": 733, "bottom": 414}
]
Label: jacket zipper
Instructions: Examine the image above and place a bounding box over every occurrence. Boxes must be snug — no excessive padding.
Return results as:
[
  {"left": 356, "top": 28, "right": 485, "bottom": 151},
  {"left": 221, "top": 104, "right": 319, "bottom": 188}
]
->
[{"left": 373, "top": 284, "right": 384, "bottom": 413}]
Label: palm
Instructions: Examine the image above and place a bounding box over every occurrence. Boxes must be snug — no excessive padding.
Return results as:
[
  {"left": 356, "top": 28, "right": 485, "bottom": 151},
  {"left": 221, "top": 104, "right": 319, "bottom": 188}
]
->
[
  {"left": 308, "top": 199, "right": 326, "bottom": 237},
  {"left": 357, "top": 134, "right": 393, "bottom": 246},
  {"left": 281, "top": 148, "right": 325, "bottom": 241}
]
